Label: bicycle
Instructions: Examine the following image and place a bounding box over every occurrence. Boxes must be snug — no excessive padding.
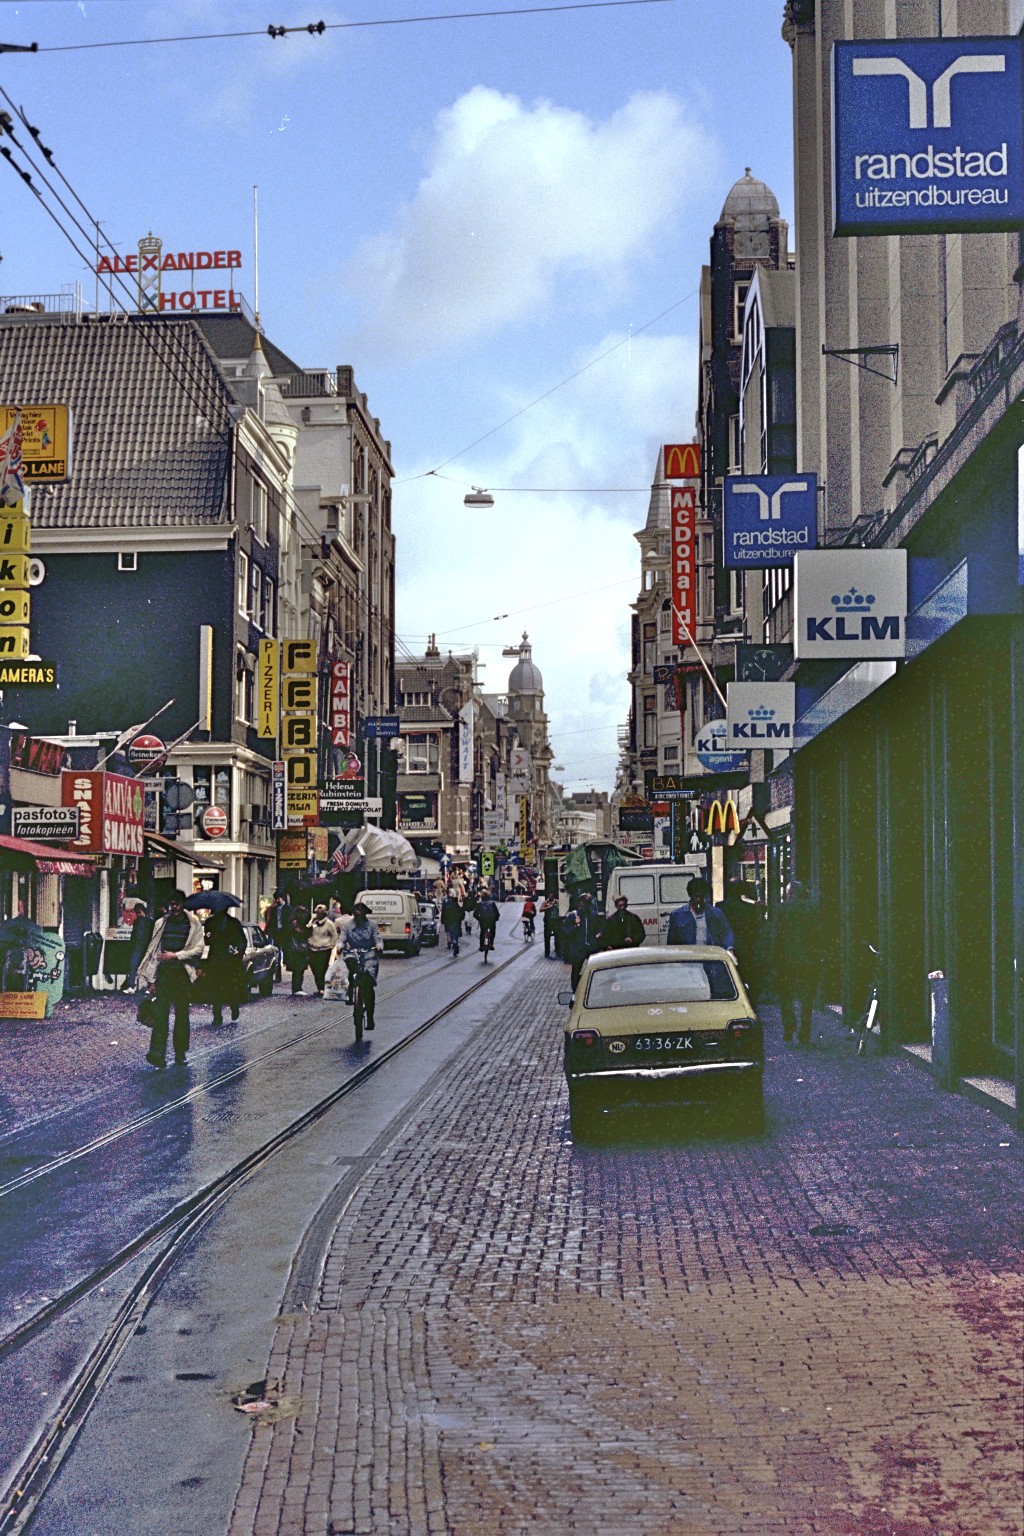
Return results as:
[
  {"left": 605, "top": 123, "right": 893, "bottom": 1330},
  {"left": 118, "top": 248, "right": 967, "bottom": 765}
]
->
[
  {"left": 479, "top": 926, "right": 495, "bottom": 963},
  {"left": 523, "top": 916, "right": 536, "bottom": 942},
  {"left": 851, "top": 942, "right": 881, "bottom": 1055},
  {"left": 344, "top": 952, "right": 378, "bottom": 1042}
]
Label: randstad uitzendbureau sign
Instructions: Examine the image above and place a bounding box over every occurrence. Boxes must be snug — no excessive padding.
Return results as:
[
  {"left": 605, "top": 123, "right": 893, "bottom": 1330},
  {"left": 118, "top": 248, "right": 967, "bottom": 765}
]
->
[{"left": 832, "top": 37, "right": 1024, "bottom": 236}]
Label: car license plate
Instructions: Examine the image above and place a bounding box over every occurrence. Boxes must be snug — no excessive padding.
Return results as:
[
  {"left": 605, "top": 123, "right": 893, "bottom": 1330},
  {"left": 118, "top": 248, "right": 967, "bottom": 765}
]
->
[{"left": 630, "top": 1033, "right": 696, "bottom": 1054}]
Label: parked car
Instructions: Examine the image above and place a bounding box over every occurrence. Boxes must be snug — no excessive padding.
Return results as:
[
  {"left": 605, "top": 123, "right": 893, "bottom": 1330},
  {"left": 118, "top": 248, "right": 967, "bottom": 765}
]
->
[
  {"left": 559, "top": 946, "right": 763, "bottom": 1140},
  {"left": 242, "top": 922, "right": 280, "bottom": 996},
  {"left": 418, "top": 901, "right": 440, "bottom": 946}
]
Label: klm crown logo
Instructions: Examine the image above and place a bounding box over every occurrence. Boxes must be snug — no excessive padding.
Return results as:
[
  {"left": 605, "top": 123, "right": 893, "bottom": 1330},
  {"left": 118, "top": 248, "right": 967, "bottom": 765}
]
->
[
  {"left": 831, "top": 587, "right": 875, "bottom": 611},
  {"left": 747, "top": 705, "right": 775, "bottom": 720}
]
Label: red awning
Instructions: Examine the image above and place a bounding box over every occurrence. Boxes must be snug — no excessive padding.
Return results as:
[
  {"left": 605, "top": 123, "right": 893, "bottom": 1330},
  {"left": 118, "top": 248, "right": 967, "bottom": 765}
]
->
[{"left": 0, "top": 832, "right": 100, "bottom": 877}]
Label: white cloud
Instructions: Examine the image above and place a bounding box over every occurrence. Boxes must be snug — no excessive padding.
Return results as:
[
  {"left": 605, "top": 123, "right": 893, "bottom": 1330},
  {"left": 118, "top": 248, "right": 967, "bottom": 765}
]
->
[
  {"left": 394, "top": 329, "right": 699, "bottom": 791},
  {"left": 347, "top": 86, "right": 716, "bottom": 361}
]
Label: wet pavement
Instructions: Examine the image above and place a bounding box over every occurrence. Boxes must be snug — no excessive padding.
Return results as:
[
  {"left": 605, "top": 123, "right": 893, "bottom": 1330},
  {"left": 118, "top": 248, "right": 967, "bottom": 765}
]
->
[{"left": 5, "top": 944, "right": 1024, "bottom": 1534}]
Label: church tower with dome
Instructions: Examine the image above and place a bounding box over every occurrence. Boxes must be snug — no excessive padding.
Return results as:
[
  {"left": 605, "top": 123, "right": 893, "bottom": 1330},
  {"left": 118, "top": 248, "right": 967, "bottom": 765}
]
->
[{"left": 504, "top": 633, "right": 554, "bottom": 849}]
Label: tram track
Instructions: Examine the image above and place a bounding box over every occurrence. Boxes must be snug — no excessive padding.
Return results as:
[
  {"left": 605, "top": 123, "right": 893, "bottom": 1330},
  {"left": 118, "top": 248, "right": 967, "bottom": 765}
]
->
[
  {"left": 0, "top": 948, "right": 461, "bottom": 1201},
  {"left": 0, "top": 942, "right": 533, "bottom": 1534}
]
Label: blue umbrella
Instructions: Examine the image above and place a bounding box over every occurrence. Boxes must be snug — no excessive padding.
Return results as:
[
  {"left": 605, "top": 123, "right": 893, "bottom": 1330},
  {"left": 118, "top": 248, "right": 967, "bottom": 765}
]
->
[{"left": 184, "top": 890, "right": 241, "bottom": 912}]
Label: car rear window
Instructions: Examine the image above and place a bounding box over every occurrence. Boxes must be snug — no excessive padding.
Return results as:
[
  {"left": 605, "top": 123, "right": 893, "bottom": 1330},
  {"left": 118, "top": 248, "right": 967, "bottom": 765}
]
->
[
  {"left": 584, "top": 960, "right": 737, "bottom": 1008},
  {"left": 615, "top": 873, "right": 656, "bottom": 905}
]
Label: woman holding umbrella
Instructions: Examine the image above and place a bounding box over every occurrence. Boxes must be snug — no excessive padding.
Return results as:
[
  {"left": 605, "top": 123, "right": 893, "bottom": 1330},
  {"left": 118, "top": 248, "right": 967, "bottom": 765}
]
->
[{"left": 186, "top": 891, "right": 247, "bottom": 1026}]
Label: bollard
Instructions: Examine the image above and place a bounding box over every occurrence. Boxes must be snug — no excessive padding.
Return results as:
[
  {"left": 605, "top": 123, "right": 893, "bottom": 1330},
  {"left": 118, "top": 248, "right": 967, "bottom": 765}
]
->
[{"left": 928, "top": 969, "right": 952, "bottom": 1089}]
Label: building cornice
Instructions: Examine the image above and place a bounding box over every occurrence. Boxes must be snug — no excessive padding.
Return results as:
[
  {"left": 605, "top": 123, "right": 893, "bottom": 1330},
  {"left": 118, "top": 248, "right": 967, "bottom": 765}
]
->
[{"left": 34, "top": 524, "right": 234, "bottom": 554}]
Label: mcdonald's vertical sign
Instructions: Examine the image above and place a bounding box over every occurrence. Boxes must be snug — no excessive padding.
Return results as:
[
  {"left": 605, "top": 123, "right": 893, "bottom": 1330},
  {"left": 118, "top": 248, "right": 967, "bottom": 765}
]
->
[
  {"left": 671, "top": 486, "right": 697, "bottom": 647},
  {"left": 663, "top": 443, "right": 701, "bottom": 481}
]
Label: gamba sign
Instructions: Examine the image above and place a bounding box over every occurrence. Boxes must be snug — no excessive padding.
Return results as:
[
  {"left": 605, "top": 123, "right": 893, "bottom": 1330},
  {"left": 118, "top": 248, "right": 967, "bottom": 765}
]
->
[
  {"left": 832, "top": 37, "right": 1024, "bottom": 235},
  {"left": 794, "top": 550, "right": 907, "bottom": 661}
]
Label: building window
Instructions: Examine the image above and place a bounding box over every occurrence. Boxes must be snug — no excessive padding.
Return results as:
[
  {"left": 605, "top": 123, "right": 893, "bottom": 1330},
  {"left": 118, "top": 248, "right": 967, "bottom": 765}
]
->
[
  {"left": 732, "top": 279, "right": 750, "bottom": 343},
  {"left": 643, "top": 713, "right": 657, "bottom": 749},
  {"left": 250, "top": 563, "right": 263, "bottom": 628},
  {"left": 729, "top": 415, "right": 741, "bottom": 473},
  {"left": 238, "top": 552, "right": 249, "bottom": 617},
  {"left": 251, "top": 478, "right": 268, "bottom": 543},
  {"left": 117, "top": 551, "right": 137, "bottom": 572},
  {"left": 663, "top": 744, "right": 679, "bottom": 760},
  {"left": 264, "top": 577, "right": 275, "bottom": 634},
  {"left": 235, "top": 651, "right": 247, "bottom": 721},
  {"left": 731, "top": 570, "right": 744, "bottom": 613},
  {"left": 402, "top": 733, "right": 439, "bottom": 774}
]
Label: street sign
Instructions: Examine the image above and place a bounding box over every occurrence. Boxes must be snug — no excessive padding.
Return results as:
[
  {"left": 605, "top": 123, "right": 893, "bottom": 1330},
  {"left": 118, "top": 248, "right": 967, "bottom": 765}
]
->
[
  {"left": 738, "top": 813, "right": 768, "bottom": 845},
  {"left": 363, "top": 715, "right": 400, "bottom": 739},
  {"left": 12, "top": 804, "right": 80, "bottom": 840}
]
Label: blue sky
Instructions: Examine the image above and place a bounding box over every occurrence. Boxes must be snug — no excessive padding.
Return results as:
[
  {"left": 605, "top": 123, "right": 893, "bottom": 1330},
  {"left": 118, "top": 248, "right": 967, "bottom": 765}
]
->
[{"left": 0, "top": 0, "right": 794, "bottom": 792}]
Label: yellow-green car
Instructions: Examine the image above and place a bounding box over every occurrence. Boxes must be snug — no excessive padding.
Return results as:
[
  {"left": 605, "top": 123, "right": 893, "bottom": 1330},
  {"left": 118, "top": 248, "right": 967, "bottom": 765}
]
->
[{"left": 560, "top": 946, "right": 764, "bottom": 1139}]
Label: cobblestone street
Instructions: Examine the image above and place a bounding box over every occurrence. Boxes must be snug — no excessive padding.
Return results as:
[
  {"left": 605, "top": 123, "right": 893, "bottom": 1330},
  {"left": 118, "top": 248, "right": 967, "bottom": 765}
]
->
[{"left": 226, "top": 964, "right": 1024, "bottom": 1536}]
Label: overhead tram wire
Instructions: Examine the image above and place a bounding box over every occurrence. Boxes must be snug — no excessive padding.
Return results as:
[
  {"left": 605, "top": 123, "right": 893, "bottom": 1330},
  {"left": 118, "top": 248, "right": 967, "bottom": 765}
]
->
[{"left": 16, "top": 0, "right": 674, "bottom": 54}]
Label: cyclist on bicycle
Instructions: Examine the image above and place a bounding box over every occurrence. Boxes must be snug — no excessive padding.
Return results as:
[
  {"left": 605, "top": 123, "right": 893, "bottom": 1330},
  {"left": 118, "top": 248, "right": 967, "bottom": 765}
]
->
[
  {"left": 521, "top": 895, "right": 537, "bottom": 940},
  {"left": 340, "top": 901, "right": 383, "bottom": 1030},
  {"left": 475, "top": 886, "right": 500, "bottom": 955}
]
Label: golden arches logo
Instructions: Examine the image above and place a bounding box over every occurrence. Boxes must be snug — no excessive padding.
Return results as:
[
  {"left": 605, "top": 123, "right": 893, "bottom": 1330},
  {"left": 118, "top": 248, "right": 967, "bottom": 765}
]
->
[
  {"left": 664, "top": 443, "right": 702, "bottom": 481},
  {"left": 705, "top": 798, "right": 741, "bottom": 837}
]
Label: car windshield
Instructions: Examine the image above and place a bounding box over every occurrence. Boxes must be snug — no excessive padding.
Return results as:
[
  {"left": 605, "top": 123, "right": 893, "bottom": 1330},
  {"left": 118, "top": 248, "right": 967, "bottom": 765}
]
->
[{"left": 584, "top": 960, "right": 737, "bottom": 1009}]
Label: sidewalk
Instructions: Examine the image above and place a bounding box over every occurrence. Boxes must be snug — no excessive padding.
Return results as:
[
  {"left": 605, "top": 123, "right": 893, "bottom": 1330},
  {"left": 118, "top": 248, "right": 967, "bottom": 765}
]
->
[{"left": 226, "top": 978, "right": 1024, "bottom": 1536}]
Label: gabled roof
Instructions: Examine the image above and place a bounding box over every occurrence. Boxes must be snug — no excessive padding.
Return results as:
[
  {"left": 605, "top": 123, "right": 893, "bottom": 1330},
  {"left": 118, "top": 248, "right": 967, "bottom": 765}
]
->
[{"left": 0, "top": 313, "right": 236, "bottom": 528}]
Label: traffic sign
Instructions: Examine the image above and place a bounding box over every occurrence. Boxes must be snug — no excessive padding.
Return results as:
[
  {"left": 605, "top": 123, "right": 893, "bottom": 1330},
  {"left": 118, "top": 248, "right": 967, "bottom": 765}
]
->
[{"left": 363, "top": 715, "right": 400, "bottom": 739}]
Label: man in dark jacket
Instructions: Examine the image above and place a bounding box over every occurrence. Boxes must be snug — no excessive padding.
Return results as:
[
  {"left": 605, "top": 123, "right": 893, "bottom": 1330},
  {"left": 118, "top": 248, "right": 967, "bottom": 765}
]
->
[
  {"left": 563, "top": 892, "right": 604, "bottom": 991},
  {"left": 601, "top": 895, "right": 645, "bottom": 951},
  {"left": 666, "top": 877, "right": 734, "bottom": 949},
  {"left": 540, "top": 895, "right": 560, "bottom": 959},
  {"left": 721, "top": 879, "right": 766, "bottom": 999},
  {"left": 771, "top": 880, "right": 821, "bottom": 1044},
  {"left": 474, "top": 888, "right": 500, "bottom": 951},
  {"left": 440, "top": 892, "right": 464, "bottom": 952},
  {"left": 204, "top": 908, "right": 247, "bottom": 1025}
]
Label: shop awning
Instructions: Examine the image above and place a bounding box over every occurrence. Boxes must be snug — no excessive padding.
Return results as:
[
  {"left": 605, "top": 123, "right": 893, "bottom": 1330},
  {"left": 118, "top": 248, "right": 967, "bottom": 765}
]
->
[
  {"left": 144, "top": 832, "right": 223, "bottom": 869},
  {"left": 0, "top": 833, "right": 99, "bottom": 877},
  {"left": 336, "top": 825, "right": 420, "bottom": 874}
]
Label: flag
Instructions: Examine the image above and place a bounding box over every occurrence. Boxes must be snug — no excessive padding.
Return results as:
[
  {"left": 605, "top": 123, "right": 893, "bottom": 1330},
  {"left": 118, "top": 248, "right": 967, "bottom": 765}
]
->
[{"left": 0, "top": 412, "right": 25, "bottom": 507}]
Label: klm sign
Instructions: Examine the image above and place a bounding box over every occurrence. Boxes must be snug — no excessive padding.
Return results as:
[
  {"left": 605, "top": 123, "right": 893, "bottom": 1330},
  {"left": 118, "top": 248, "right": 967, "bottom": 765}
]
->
[
  {"left": 724, "top": 475, "right": 817, "bottom": 569},
  {"left": 726, "top": 683, "right": 795, "bottom": 749},
  {"left": 832, "top": 37, "right": 1024, "bottom": 236},
  {"left": 794, "top": 551, "right": 907, "bottom": 661}
]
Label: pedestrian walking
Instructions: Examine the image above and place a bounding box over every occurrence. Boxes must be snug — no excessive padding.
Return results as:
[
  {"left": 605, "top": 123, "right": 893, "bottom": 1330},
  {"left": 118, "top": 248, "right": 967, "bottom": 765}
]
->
[
  {"left": 203, "top": 906, "right": 247, "bottom": 1026},
  {"left": 721, "top": 878, "right": 767, "bottom": 999},
  {"left": 440, "top": 891, "right": 464, "bottom": 953},
  {"left": 307, "top": 904, "right": 339, "bottom": 995},
  {"left": 540, "top": 894, "right": 560, "bottom": 959},
  {"left": 282, "top": 902, "right": 311, "bottom": 995},
  {"left": 666, "top": 877, "right": 734, "bottom": 948},
  {"left": 120, "top": 898, "right": 153, "bottom": 992},
  {"left": 771, "top": 880, "right": 821, "bottom": 1044},
  {"left": 601, "top": 894, "right": 646, "bottom": 951},
  {"left": 563, "top": 892, "right": 604, "bottom": 992},
  {"left": 137, "top": 889, "right": 205, "bottom": 1068},
  {"left": 264, "top": 890, "right": 288, "bottom": 944}
]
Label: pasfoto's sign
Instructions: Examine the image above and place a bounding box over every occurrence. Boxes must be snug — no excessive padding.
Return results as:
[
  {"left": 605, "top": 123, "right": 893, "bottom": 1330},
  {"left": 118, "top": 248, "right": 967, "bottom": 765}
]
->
[
  {"left": 832, "top": 37, "right": 1024, "bottom": 236},
  {"left": 724, "top": 475, "right": 817, "bottom": 568},
  {"left": 794, "top": 549, "right": 907, "bottom": 660}
]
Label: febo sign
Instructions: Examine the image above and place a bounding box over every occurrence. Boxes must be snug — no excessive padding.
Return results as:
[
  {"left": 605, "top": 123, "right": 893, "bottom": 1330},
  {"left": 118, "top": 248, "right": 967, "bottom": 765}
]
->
[
  {"left": 61, "top": 770, "right": 144, "bottom": 854},
  {"left": 671, "top": 486, "right": 697, "bottom": 646},
  {"left": 724, "top": 475, "right": 817, "bottom": 568},
  {"left": 832, "top": 37, "right": 1024, "bottom": 236},
  {"left": 725, "top": 682, "right": 796, "bottom": 747},
  {"left": 794, "top": 550, "right": 908, "bottom": 661}
]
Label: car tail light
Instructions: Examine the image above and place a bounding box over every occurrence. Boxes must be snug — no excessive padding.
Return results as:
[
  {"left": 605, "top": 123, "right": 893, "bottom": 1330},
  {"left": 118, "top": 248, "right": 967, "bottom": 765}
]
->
[
  {"left": 728, "top": 1018, "right": 757, "bottom": 1039},
  {"left": 404, "top": 923, "right": 411, "bottom": 935},
  {"left": 571, "top": 1029, "right": 599, "bottom": 1048}
]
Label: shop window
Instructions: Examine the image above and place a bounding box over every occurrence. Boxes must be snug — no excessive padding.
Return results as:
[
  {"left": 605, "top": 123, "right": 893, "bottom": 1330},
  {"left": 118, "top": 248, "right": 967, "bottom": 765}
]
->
[{"left": 192, "top": 766, "right": 232, "bottom": 817}]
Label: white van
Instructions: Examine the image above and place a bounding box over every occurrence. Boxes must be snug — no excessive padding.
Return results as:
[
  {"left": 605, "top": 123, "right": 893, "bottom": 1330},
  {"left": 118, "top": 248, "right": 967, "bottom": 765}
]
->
[
  {"left": 354, "top": 889, "right": 422, "bottom": 956},
  {"left": 604, "top": 863, "right": 696, "bottom": 946}
]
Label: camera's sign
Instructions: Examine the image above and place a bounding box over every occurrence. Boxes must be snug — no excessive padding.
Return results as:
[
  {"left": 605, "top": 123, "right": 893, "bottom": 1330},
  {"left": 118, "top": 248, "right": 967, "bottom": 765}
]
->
[
  {"left": 794, "top": 550, "right": 907, "bottom": 661},
  {"left": 832, "top": 37, "right": 1024, "bottom": 236}
]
